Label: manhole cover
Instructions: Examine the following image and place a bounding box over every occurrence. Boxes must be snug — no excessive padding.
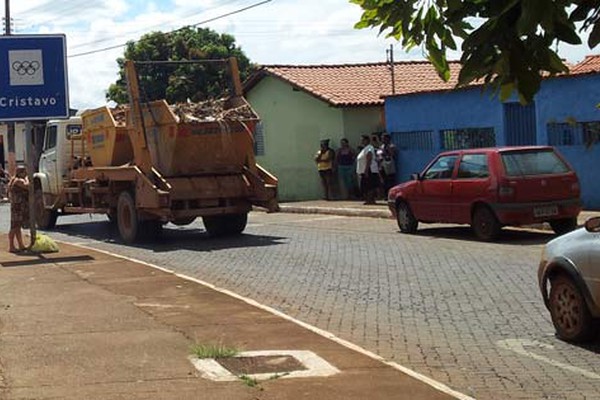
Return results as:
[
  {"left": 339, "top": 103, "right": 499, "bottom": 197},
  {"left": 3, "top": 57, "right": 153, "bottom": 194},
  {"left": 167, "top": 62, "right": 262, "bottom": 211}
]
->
[{"left": 217, "top": 355, "right": 308, "bottom": 375}]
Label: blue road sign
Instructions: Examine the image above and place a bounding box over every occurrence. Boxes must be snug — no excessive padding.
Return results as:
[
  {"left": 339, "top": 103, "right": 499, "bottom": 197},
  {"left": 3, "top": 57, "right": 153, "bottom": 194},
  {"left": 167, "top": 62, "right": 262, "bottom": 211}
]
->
[{"left": 0, "top": 34, "right": 69, "bottom": 122}]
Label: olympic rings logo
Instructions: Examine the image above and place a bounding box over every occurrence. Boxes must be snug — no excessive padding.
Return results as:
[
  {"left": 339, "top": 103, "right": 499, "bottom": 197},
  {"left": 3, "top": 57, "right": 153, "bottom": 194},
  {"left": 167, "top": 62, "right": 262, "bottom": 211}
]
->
[{"left": 11, "top": 61, "right": 41, "bottom": 76}]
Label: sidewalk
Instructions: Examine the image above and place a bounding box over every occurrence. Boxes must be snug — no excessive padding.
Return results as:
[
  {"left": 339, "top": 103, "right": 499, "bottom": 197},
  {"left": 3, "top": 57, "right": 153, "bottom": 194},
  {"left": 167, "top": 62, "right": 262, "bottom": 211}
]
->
[
  {"left": 279, "top": 200, "right": 600, "bottom": 229},
  {"left": 0, "top": 236, "right": 465, "bottom": 400}
]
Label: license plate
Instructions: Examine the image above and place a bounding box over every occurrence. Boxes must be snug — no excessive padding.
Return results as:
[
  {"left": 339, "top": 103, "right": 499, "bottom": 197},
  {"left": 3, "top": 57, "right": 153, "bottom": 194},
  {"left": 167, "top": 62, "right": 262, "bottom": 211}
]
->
[{"left": 534, "top": 205, "right": 559, "bottom": 218}]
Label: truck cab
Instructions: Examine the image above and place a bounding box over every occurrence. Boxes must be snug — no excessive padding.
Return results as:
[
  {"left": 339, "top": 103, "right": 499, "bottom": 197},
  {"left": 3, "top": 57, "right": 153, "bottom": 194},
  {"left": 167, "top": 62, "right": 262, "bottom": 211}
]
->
[{"left": 35, "top": 117, "right": 82, "bottom": 201}]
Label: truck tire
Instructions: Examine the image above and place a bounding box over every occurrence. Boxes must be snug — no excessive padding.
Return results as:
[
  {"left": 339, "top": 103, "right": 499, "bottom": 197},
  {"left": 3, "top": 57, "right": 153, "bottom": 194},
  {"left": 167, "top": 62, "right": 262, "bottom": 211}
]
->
[
  {"left": 117, "top": 191, "right": 139, "bottom": 244},
  {"left": 202, "top": 213, "right": 248, "bottom": 237},
  {"left": 35, "top": 187, "right": 58, "bottom": 230}
]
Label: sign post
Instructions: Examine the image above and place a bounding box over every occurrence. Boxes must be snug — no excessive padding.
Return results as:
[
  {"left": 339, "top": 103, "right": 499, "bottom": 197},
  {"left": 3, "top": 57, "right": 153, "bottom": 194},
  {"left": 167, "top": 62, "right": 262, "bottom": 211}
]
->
[{"left": 0, "top": 34, "right": 69, "bottom": 248}]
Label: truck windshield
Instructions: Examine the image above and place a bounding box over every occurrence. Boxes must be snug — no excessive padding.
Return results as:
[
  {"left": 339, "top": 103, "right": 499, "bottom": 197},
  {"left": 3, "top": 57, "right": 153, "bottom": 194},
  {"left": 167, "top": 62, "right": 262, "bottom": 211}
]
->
[{"left": 501, "top": 150, "right": 570, "bottom": 176}]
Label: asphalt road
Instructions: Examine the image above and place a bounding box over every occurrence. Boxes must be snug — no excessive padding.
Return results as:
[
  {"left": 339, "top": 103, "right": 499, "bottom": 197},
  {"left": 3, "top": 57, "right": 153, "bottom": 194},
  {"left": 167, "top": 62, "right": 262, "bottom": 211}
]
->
[{"left": 2, "top": 204, "right": 599, "bottom": 400}]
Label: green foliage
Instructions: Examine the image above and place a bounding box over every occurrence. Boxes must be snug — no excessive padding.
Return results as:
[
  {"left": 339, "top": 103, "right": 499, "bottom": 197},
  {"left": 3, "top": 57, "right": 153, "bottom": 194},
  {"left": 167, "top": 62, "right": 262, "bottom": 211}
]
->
[
  {"left": 106, "top": 27, "right": 255, "bottom": 104},
  {"left": 351, "top": 0, "right": 600, "bottom": 103}
]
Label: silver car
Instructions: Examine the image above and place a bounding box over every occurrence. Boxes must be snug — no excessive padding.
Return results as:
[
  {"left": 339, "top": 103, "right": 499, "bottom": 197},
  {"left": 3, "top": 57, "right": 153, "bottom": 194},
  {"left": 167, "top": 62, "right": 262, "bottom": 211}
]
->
[{"left": 538, "top": 217, "right": 600, "bottom": 342}]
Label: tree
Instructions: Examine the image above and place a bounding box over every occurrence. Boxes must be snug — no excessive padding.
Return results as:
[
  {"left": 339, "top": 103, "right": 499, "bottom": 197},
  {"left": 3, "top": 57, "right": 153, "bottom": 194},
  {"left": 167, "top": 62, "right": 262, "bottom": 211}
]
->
[
  {"left": 351, "top": 0, "right": 600, "bottom": 103},
  {"left": 106, "top": 27, "right": 254, "bottom": 104}
]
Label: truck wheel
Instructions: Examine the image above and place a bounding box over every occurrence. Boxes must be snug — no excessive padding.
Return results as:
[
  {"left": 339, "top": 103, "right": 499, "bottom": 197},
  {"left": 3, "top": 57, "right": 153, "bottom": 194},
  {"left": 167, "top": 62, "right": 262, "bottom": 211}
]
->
[
  {"left": 117, "top": 191, "right": 139, "bottom": 244},
  {"left": 35, "top": 187, "right": 58, "bottom": 230},
  {"left": 202, "top": 213, "right": 248, "bottom": 237}
]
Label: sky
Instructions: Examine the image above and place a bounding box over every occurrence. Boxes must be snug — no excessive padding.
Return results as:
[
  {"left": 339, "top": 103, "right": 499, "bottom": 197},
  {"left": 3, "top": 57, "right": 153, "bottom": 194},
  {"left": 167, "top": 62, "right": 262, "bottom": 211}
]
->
[{"left": 2, "top": 0, "right": 599, "bottom": 110}]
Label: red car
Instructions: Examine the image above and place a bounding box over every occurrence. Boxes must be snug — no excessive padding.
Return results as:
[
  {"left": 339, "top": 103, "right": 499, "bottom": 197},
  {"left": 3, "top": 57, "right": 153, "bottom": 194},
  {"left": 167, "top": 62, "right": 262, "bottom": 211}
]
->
[{"left": 388, "top": 146, "right": 581, "bottom": 240}]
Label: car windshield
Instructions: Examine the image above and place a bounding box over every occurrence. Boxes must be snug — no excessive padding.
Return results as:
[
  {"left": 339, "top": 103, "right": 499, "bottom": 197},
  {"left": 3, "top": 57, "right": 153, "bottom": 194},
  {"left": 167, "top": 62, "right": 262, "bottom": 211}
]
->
[{"left": 501, "top": 150, "right": 570, "bottom": 176}]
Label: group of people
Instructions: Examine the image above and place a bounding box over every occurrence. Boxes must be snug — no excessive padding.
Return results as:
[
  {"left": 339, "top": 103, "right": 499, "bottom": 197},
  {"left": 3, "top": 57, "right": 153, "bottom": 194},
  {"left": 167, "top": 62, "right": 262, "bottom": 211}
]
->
[
  {"left": 314, "top": 133, "right": 397, "bottom": 204},
  {"left": 0, "top": 165, "right": 31, "bottom": 253}
]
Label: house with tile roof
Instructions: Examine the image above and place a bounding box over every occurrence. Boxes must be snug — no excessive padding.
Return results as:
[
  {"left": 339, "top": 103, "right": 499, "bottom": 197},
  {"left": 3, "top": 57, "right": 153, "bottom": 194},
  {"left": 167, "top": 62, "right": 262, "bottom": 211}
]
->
[
  {"left": 384, "top": 54, "right": 600, "bottom": 209},
  {"left": 244, "top": 61, "right": 462, "bottom": 201}
]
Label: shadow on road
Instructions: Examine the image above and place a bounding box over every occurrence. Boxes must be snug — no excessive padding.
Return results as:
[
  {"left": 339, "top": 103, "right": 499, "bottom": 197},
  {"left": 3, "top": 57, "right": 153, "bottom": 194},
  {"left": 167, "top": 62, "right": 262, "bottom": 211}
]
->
[
  {"left": 50, "top": 220, "right": 288, "bottom": 252},
  {"left": 413, "top": 225, "right": 556, "bottom": 245}
]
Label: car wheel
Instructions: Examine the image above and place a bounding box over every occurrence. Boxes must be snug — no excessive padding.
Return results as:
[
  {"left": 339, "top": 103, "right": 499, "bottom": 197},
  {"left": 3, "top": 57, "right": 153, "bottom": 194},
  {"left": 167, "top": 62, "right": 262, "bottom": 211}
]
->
[
  {"left": 549, "top": 275, "right": 597, "bottom": 343},
  {"left": 550, "top": 217, "right": 578, "bottom": 236},
  {"left": 396, "top": 201, "right": 418, "bottom": 233},
  {"left": 471, "top": 206, "right": 501, "bottom": 241}
]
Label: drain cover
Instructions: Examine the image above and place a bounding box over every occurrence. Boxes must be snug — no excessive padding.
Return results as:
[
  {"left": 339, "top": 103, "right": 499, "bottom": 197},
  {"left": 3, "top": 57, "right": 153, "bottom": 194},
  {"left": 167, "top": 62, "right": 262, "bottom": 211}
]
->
[
  {"left": 217, "top": 355, "right": 308, "bottom": 375},
  {"left": 190, "top": 350, "right": 340, "bottom": 381}
]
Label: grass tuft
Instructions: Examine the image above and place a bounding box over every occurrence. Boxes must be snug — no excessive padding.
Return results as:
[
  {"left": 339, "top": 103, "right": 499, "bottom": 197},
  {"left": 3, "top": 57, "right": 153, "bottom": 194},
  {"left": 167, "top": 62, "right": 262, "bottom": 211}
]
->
[
  {"left": 239, "top": 375, "right": 261, "bottom": 388},
  {"left": 191, "top": 343, "right": 239, "bottom": 359}
]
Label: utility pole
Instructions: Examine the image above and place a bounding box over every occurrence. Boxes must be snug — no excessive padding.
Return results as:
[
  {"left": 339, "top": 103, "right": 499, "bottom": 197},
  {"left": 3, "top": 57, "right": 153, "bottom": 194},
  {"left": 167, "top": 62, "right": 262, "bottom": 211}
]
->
[
  {"left": 4, "top": 0, "right": 36, "bottom": 245},
  {"left": 4, "top": 0, "right": 16, "bottom": 176},
  {"left": 387, "top": 44, "right": 396, "bottom": 95}
]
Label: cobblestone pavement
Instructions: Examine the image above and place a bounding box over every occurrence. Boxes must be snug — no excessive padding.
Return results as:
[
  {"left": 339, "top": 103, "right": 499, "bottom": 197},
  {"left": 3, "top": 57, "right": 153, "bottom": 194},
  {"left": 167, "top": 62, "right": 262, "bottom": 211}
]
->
[{"left": 2, "top": 204, "right": 600, "bottom": 399}]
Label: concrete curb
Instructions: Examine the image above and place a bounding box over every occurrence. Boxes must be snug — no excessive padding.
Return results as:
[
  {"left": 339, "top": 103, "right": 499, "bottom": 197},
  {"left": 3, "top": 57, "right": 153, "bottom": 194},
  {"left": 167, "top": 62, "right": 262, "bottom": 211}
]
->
[{"left": 278, "top": 205, "right": 391, "bottom": 219}]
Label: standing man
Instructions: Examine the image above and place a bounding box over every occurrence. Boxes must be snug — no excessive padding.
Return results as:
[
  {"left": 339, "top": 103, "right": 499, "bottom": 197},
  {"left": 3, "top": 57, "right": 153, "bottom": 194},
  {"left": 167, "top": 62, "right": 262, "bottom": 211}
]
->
[
  {"left": 356, "top": 135, "right": 379, "bottom": 205},
  {"left": 314, "top": 139, "right": 335, "bottom": 200},
  {"left": 380, "top": 133, "right": 397, "bottom": 195}
]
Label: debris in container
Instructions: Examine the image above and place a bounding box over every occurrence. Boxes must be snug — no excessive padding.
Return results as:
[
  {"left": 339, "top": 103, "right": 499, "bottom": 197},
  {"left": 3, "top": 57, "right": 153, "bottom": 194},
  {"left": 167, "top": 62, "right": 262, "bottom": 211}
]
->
[
  {"left": 169, "top": 98, "right": 256, "bottom": 124},
  {"left": 110, "top": 105, "right": 128, "bottom": 126},
  {"left": 110, "top": 98, "right": 256, "bottom": 125}
]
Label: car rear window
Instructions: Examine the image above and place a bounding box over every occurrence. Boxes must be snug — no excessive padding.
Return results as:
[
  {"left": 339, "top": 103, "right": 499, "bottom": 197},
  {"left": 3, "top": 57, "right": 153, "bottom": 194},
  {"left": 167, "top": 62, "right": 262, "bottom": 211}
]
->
[{"left": 501, "top": 150, "right": 570, "bottom": 176}]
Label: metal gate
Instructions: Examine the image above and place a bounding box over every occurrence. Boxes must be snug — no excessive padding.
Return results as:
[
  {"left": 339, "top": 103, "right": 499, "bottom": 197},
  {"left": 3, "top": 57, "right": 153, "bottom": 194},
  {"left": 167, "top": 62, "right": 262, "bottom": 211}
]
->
[{"left": 503, "top": 102, "right": 537, "bottom": 146}]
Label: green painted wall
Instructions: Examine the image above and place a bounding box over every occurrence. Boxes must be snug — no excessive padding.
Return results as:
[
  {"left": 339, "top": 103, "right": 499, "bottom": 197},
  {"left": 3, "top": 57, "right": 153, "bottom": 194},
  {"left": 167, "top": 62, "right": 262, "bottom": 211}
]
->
[{"left": 247, "top": 76, "right": 383, "bottom": 201}]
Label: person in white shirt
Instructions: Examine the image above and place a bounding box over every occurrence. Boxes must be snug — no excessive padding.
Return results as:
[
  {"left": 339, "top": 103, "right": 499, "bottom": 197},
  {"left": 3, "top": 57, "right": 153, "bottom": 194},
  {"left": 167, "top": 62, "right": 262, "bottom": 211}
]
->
[{"left": 355, "top": 135, "right": 380, "bottom": 204}]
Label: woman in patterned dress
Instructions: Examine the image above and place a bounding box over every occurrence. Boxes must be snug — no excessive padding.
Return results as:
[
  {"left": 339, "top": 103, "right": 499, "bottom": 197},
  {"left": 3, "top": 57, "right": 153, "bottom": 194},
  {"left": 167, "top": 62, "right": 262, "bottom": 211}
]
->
[{"left": 8, "top": 166, "right": 29, "bottom": 253}]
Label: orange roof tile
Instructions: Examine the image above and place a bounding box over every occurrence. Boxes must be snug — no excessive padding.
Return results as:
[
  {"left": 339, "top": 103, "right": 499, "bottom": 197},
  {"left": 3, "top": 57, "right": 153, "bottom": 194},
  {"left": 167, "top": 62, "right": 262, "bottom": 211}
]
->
[
  {"left": 570, "top": 54, "right": 600, "bottom": 75},
  {"left": 245, "top": 61, "right": 462, "bottom": 107}
]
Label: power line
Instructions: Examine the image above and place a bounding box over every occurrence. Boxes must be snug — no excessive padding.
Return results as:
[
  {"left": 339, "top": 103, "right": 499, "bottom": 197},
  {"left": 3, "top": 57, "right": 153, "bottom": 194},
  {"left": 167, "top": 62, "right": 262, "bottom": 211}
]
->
[{"left": 69, "top": 0, "right": 272, "bottom": 58}]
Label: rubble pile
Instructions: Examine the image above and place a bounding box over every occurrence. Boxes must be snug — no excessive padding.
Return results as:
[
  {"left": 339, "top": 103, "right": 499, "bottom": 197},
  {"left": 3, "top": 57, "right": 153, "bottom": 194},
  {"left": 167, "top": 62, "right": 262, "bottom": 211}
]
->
[
  {"left": 108, "top": 98, "right": 256, "bottom": 126},
  {"left": 170, "top": 98, "right": 256, "bottom": 123},
  {"left": 110, "top": 105, "right": 128, "bottom": 126}
]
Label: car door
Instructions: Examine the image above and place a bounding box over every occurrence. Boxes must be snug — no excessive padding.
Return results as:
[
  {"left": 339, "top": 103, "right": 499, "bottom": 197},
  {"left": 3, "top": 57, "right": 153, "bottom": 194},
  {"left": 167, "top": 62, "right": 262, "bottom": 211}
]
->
[
  {"left": 412, "top": 154, "right": 458, "bottom": 222},
  {"left": 452, "top": 153, "right": 491, "bottom": 224}
]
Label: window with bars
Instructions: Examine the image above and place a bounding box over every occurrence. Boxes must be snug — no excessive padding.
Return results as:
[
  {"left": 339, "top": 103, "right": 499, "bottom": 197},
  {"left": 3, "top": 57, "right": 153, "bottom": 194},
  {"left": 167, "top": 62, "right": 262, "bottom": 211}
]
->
[
  {"left": 441, "top": 128, "right": 495, "bottom": 150},
  {"left": 547, "top": 121, "right": 600, "bottom": 148},
  {"left": 392, "top": 130, "right": 435, "bottom": 150},
  {"left": 253, "top": 121, "right": 265, "bottom": 156}
]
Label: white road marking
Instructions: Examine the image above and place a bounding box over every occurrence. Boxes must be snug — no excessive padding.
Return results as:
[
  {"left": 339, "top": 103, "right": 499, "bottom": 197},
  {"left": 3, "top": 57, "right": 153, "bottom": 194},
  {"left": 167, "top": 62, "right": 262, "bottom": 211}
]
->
[
  {"left": 65, "top": 240, "right": 475, "bottom": 400},
  {"left": 497, "top": 338, "right": 600, "bottom": 380}
]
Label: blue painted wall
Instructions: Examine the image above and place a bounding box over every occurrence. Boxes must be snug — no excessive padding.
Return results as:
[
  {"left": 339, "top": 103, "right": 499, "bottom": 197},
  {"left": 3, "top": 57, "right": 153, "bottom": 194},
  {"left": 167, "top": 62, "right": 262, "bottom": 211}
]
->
[
  {"left": 536, "top": 75, "right": 600, "bottom": 209},
  {"left": 386, "top": 87, "right": 503, "bottom": 181},
  {"left": 385, "top": 74, "right": 600, "bottom": 209}
]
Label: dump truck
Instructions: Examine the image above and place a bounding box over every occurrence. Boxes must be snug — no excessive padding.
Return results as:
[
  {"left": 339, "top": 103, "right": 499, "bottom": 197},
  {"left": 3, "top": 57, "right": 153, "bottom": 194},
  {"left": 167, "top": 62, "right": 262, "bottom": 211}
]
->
[{"left": 34, "top": 58, "right": 278, "bottom": 243}]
